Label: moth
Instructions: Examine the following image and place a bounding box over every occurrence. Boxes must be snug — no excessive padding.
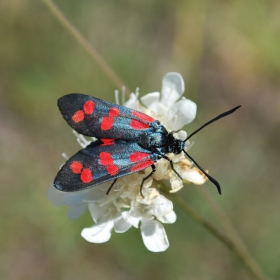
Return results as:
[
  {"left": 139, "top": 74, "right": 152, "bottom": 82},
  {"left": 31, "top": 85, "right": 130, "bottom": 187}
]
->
[{"left": 54, "top": 93, "right": 240, "bottom": 195}]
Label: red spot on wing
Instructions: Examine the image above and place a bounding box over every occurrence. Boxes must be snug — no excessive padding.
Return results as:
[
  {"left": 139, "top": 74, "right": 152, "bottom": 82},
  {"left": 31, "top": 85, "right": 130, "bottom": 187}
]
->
[
  {"left": 81, "top": 168, "right": 92, "bottom": 183},
  {"left": 83, "top": 100, "right": 95, "bottom": 114},
  {"left": 69, "top": 161, "right": 93, "bottom": 184},
  {"left": 107, "top": 165, "right": 119, "bottom": 176},
  {"left": 131, "top": 159, "right": 154, "bottom": 172},
  {"left": 100, "top": 107, "right": 120, "bottom": 131},
  {"left": 130, "top": 152, "right": 150, "bottom": 162},
  {"left": 70, "top": 161, "right": 83, "bottom": 174},
  {"left": 72, "top": 110, "right": 84, "bottom": 123},
  {"left": 99, "top": 152, "right": 119, "bottom": 176},
  {"left": 132, "top": 111, "right": 154, "bottom": 123},
  {"left": 101, "top": 138, "right": 115, "bottom": 146},
  {"left": 109, "top": 107, "right": 120, "bottom": 117},
  {"left": 101, "top": 117, "right": 114, "bottom": 130},
  {"left": 101, "top": 138, "right": 114, "bottom": 144},
  {"left": 131, "top": 120, "right": 150, "bottom": 130},
  {"left": 100, "top": 152, "right": 114, "bottom": 165}
]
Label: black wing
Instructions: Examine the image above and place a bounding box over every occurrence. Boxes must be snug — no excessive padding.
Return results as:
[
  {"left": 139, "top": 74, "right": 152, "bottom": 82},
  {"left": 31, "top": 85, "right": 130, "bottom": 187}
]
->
[
  {"left": 54, "top": 140, "right": 158, "bottom": 192},
  {"left": 58, "top": 93, "right": 156, "bottom": 140}
]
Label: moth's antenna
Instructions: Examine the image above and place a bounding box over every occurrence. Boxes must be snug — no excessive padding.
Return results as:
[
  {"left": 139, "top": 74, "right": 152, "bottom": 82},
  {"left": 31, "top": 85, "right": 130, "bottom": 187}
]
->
[
  {"left": 183, "top": 105, "right": 241, "bottom": 194},
  {"left": 183, "top": 150, "right": 221, "bottom": 194},
  {"left": 184, "top": 105, "right": 241, "bottom": 142}
]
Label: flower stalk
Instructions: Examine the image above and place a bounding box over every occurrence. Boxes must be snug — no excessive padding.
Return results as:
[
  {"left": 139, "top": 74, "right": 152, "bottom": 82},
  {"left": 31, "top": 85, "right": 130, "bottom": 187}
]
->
[
  {"left": 172, "top": 193, "right": 268, "bottom": 280},
  {"left": 42, "top": 0, "right": 127, "bottom": 91}
]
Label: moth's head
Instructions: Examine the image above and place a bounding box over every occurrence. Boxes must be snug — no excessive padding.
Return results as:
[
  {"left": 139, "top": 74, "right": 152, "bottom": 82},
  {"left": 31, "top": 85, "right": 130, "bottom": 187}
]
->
[{"left": 172, "top": 130, "right": 190, "bottom": 152}]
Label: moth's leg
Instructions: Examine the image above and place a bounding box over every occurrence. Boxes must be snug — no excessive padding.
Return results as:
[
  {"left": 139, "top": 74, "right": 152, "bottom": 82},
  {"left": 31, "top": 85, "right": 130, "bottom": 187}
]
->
[
  {"left": 162, "top": 155, "right": 183, "bottom": 180},
  {"left": 140, "top": 164, "right": 156, "bottom": 197},
  {"left": 106, "top": 178, "right": 118, "bottom": 195}
]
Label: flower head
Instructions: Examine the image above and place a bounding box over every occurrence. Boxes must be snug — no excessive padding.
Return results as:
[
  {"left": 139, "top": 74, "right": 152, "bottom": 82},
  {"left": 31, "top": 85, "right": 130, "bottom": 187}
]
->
[{"left": 49, "top": 72, "right": 207, "bottom": 252}]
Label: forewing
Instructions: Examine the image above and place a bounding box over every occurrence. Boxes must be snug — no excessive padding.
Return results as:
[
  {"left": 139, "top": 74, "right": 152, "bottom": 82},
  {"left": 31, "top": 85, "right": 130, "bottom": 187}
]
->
[
  {"left": 58, "top": 93, "right": 155, "bottom": 139},
  {"left": 54, "top": 140, "right": 156, "bottom": 192}
]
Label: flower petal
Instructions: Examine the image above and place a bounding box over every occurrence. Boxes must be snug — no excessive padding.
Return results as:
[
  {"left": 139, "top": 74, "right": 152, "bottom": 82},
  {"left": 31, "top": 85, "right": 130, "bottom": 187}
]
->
[
  {"left": 124, "top": 93, "right": 139, "bottom": 109},
  {"left": 151, "top": 195, "right": 173, "bottom": 218},
  {"left": 114, "top": 216, "right": 132, "bottom": 233},
  {"left": 62, "top": 192, "right": 88, "bottom": 207},
  {"left": 88, "top": 202, "right": 104, "bottom": 222},
  {"left": 160, "top": 73, "right": 185, "bottom": 108},
  {"left": 47, "top": 184, "right": 65, "bottom": 206},
  {"left": 67, "top": 204, "right": 87, "bottom": 220},
  {"left": 122, "top": 211, "right": 141, "bottom": 228},
  {"left": 140, "top": 92, "right": 160, "bottom": 109},
  {"left": 140, "top": 219, "right": 169, "bottom": 252},
  {"left": 173, "top": 130, "right": 187, "bottom": 141},
  {"left": 182, "top": 168, "right": 207, "bottom": 185},
  {"left": 81, "top": 218, "right": 114, "bottom": 243},
  {"left": 48, "top": 186, "right": 86, "bottom": 207},
  {"left": 47, "top": 184, "right": 104, "bottom": 207},
  {"left": 169, "top": 177, "right": 184, "bottom": 193},
  {"left": 169, "top": 98, "right": 197, "bottom": 130},
  {"left": 157, "top": 210, "right": 177, "bottom": 224}
]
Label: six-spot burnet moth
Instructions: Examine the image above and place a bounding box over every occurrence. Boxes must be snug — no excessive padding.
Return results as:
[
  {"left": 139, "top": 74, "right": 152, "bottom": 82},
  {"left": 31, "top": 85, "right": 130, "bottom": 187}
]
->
[{"left": 54, "top": 93, "right": 241, "bottom": 196}]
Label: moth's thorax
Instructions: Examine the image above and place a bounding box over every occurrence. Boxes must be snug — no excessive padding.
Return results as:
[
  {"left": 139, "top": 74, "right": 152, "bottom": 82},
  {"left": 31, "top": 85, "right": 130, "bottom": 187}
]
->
[
  {"left": 138, "top": 130, "right": 168, "bottom": 150},
  {"left": 138, "top": 121, "right": 185, "bottom": 155},
  {"left": 137, "top": 121, "right": 168, "bottom": 150}
]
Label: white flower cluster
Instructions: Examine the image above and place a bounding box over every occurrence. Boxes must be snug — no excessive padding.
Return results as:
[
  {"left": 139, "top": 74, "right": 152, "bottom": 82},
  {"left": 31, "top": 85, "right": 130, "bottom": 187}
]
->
[{"left": 48, "top": 73, "right": 207, "bottom": 252}]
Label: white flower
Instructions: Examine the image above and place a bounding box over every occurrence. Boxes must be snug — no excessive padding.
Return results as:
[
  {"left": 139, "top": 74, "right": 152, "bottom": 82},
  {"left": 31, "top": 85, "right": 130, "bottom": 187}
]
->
[{"left": 49, "top": 72, "right": 207, "bottom": 252}]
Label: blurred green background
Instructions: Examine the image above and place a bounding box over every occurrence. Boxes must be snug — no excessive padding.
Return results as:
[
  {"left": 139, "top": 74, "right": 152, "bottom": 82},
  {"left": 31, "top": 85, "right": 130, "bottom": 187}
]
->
[{"left": 1, "top": 0, "right": 280, "bottom": 279}]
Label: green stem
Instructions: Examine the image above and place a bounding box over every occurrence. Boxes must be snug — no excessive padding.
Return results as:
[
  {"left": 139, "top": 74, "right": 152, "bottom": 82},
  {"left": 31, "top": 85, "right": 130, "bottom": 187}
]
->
[
  {"left": 172, "top": 193, "right": 269, "bottom": 280},
  {"left": 42, "top": 0, "right": 128, "bottom": 91},
  {"left": 197, "top": 187, "right": 268, "bottom": 280}
]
